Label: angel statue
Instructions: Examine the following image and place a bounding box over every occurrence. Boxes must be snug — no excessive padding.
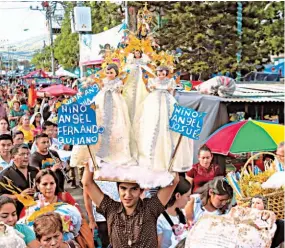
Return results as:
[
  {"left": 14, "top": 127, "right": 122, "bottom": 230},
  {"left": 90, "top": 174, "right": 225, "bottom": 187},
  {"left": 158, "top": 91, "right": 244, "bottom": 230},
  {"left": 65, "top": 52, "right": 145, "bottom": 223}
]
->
[
  {"left": 92, "top": 63, "right": 137, "bottom": 166},
  {"left": 123, "top": 49, "right": 154, "bottom": 123},
  {"left": 134, "top": 65, "right": 194, "bottom": 174}
]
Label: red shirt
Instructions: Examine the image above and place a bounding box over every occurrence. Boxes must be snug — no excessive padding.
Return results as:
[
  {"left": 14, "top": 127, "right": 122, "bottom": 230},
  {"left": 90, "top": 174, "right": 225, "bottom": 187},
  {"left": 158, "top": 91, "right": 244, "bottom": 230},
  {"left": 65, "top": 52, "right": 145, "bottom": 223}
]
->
[{"left": 186, "top": 163, "right": 224, "bottom": 193}]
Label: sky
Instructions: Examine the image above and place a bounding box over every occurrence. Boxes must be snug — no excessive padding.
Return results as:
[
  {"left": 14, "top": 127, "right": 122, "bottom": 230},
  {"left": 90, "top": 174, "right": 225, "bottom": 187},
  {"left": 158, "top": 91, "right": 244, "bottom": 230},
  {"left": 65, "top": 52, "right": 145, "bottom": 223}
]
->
[{"left": 0, "top": 1, "right": 48, "bottom": 44}]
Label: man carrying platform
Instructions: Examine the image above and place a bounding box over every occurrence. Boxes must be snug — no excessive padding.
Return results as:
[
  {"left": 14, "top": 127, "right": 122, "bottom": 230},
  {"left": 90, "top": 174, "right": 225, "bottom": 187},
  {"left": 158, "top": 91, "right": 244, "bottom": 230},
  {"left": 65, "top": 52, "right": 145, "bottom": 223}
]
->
[{"left": 82, "top": 163, "right": 180, "bottom": 248}]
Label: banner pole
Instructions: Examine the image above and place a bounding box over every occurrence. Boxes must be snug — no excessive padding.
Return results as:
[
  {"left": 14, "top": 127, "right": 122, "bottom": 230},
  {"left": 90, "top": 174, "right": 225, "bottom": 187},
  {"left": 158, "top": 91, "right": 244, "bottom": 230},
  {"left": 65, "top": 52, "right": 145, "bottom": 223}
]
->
[
  {"left": 168, "top": 134, "right": 183, "bottom": 172},
  {"left": 87, "top": 145, "right": 99, "bottom": 171}
]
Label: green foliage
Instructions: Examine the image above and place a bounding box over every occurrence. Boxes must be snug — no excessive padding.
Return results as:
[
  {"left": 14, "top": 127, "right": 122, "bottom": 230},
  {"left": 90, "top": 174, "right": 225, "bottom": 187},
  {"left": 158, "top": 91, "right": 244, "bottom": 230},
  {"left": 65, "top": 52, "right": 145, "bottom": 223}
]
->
[
  {"left": 31, "top": 46, "right": 52, "bottom": 70},
  {"left": 32, "top": 1, "right": 123, "bottom": 70},
  {"left": 54, "top": 2, "right": 79, "bottom": 69},
  {"left": 153, "top": 1, "right": 283, "bottom": 79}
]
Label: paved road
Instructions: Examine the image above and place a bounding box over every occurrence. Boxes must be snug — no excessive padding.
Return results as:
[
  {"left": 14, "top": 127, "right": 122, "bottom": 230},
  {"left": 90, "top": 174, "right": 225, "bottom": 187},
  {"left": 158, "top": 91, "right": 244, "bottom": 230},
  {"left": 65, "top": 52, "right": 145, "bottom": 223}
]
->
[{"left": 65, "top": 183, "right": 88, "bottom": 219}]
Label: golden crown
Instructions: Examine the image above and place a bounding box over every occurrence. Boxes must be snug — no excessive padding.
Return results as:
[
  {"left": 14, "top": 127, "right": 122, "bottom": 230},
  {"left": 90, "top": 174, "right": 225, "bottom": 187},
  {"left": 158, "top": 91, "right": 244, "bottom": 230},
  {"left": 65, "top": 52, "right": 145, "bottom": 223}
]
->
[
  {"left": 137, "top": 3, "right": 152, "bottom": 25},
  {"left": 123, "top": 34, "right": 154, "bottom": 55}
]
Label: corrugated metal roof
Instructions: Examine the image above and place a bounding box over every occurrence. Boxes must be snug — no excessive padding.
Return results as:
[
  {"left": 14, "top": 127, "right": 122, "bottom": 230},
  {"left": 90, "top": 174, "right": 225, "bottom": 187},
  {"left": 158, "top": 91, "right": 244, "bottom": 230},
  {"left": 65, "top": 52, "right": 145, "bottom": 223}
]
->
[
  {"left": 220, "top": 97, "right": 284, "bottom": 103},
  {"left": 230, "top": 84, "right": 285, "bottom": 101},
  {"left": 177, "top": 83, "right": 285, "bottom": 102},
  {"left": 235, "top": 84, "right": 284, "bottom": 93}
]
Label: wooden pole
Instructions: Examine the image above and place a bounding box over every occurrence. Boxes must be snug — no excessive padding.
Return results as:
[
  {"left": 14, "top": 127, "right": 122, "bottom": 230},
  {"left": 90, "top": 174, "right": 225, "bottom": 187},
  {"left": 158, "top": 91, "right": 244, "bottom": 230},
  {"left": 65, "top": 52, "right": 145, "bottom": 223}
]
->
[
  {"left": 87, "top": 145, "right": 99, "bottom": 170},
  {"left": 168, "top": 134, "right": 183, "bottom": 172}
]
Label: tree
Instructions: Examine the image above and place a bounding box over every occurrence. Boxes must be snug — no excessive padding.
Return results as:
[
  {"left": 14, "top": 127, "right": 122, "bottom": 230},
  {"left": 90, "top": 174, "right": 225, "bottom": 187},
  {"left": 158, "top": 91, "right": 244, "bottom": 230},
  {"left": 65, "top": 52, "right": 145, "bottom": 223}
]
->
[
  {"left": 32, "top": 1, "right": 123, "bottom": 70},
  {"left": 130, "top": 1, "right": 283, "bottom": 79},
  {"left": 31, "top": 46, "right": 52, "bottom": 70},
  {"left": 54, "top": 2, "right": 79, "bottom": 69}
]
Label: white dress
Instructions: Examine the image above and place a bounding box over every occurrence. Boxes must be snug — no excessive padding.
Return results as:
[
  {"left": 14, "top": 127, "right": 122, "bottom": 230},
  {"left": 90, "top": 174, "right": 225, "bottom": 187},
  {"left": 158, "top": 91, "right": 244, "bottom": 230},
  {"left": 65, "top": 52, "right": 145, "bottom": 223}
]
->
[
  {"left": 122, "top": 54, "right": 152, "bottom": 123},
  {"left": 92, "top": 77, "right": 137, "bottom": 166},
  {"left": 134, "top": 77, "right": 193, "bottom": 172}
]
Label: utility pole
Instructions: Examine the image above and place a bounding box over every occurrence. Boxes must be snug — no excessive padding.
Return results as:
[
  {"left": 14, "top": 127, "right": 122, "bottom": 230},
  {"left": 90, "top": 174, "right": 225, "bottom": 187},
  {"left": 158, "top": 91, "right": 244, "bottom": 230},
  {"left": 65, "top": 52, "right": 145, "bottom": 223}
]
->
[
  {"left": 124, "top": 1, "right": 129, "bottom": 27},
  {"left": 30, "top": 2, "right": 55, "bottom": 75},
  {"left": 77, "top": 1, "right": 84, "bottom": 78},
  {"left": 47, "top": 7, "right": 55, "bottom": 75}
]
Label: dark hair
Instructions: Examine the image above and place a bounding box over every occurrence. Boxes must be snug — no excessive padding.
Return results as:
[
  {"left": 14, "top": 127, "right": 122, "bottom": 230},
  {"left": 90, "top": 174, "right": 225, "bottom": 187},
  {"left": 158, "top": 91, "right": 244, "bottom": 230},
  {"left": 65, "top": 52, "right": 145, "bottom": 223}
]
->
[
  {"left": 13, "top": 100, "right": 20, "bottom": 106},
  {"left": 35, "top": 133, "right": 49, "bottom": 140},
  {"left": 166, "top": 176, "right": 191, "bottom": 224},
  {"left": 32, "top": 113, "right": 42, "bottom": 127},
  {"left": 20, "top": 98, "right": 26, "bottom": 105},
  {"left": 12, "top": 130, "right": 24, "bottom": 139},
  {"left": 42, "top": 121, "right": 55, "bottom": 131},
  {"left": 250, "top": 195, "right": 267, "bottom": 209},
  {"left": 133, "top": 50, "right": 143, "bottom": 58},
  {"left": 53, "top": 123, "right": 58, "bottom": 128},
  {"left": 198, "top": 144, "right": 212, "bottom": 156},
  {"left": 197, "top": 176, "right": 233, "bottom": 207},
  {"left": 11, "top": 144, "right": 29, "bottom": 157},
  {"left": 117, "top": 182, "right": 141, "bottom": 189},
  {"left": 0, "top": 117, "right": 10, "bottom": 131},
  {"left": 33, "top": 212, "right": 63, "bottom": 240},
  {"left": 0, "top": 134, "right": 13, "bottom": 143},
  {"left": 106, "top": 63, "right": 119, "bottom": 76},
  {"left": 0, "top": 196, "right": 17, "bottom": 210},
  {"left": 35, "top": 169, "right": 60, "bottom": 195}
]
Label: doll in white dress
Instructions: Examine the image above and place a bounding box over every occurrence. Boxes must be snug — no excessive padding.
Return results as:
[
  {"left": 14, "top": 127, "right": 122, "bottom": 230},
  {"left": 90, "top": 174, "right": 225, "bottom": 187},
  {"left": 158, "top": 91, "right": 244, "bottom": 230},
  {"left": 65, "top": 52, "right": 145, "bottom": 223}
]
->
[
  {"left": 134, "top": 66, "right": 193, "bottom": 173},
  {"left": 93, "top": 63, "right": 136, "bottom": 166},
  {"left": 123, "top": 50, "right": 153, "bottom": 123}
]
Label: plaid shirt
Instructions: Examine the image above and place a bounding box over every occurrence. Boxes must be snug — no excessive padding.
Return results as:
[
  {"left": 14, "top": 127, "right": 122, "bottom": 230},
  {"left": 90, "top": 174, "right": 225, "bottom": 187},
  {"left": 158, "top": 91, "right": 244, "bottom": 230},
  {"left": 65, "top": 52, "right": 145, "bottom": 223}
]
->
[{"left": 97, "top": 194, "right": 165, "bottom": 248}]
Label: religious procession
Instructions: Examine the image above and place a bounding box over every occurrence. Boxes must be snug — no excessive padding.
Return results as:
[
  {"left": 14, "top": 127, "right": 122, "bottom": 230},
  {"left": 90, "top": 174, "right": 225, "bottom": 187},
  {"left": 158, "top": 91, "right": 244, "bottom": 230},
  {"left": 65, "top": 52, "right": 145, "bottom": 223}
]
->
[{"left": 0, "top": 1, "right": 284, "bottom": 248}]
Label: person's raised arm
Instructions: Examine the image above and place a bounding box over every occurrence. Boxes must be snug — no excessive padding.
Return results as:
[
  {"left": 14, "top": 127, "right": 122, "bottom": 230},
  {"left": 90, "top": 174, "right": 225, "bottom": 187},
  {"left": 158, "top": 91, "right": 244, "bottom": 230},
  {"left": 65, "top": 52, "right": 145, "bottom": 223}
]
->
[
  {"left": 157, "top": 173, "right": 180, "bottom": 206},
  {"left": 184, "top": 197, "right": 195, "bottom": 225},
  {"left": 83, "top": 189, "right": 98, "bottom": 233},
  {"left": 81, "top": 162, "right": 104, "bottom": 207}
]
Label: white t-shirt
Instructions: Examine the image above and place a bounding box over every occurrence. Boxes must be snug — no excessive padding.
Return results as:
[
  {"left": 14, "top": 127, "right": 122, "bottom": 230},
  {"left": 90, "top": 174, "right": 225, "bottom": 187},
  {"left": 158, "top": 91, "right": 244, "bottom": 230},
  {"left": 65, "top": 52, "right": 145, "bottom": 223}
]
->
[
  {"left": 157, "top": 211, "right": 188, "bottom": 248},
  {"left": 192, "top": 194, "right": 221, "bottom": 224}
]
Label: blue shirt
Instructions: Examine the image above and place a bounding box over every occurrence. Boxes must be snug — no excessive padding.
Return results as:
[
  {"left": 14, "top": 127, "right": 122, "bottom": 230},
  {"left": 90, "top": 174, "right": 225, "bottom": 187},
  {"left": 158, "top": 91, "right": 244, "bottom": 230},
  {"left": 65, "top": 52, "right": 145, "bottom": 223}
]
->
[
  {"left": 15, "top": 223, "right": 36, "bottom": 245},
  {"left": 20, "top": 104, "right": 29, "bottom": 112},
  {"left": 0, "top": 155, "right": 12, "bottom": 172}
]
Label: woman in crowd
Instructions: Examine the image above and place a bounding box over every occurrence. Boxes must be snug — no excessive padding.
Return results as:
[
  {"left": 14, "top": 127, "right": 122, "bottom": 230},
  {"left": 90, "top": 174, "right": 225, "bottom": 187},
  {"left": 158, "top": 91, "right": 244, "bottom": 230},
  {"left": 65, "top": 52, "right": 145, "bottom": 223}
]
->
[
  {"left": 30, "top": 112, "right": 42, "bottom": 136},
  {"left": 21, "top": 169, "right": 79, "bottom": 217},
  {"left": 12, "top": 130, "right": 24, "bottom": 145},
  {"left": 17, "top": 115, "right": 35, "bottom": 146},
  {"left": 186, "top": 145, "right": 224, "bottom": 193},
  {"left": 185, "top": 176, "right": 233, "bottom": 226},
  {"left": 0, "top": 117, "right": 11, "bottom": 135},
  {"left": 33, "top": 212, "right": 79, "bottom": 248},
  {"left": 0, "top": 196, "right": 40, "bottom": 248},
  {"left": 8, "top": 100, "right": 24, "bottom": 129},
  {"left": 157, "top": 176, "right": 191, "bottom": 248},
  {"left": 20, "top": 169, "right": 93, "bottom": 248}
]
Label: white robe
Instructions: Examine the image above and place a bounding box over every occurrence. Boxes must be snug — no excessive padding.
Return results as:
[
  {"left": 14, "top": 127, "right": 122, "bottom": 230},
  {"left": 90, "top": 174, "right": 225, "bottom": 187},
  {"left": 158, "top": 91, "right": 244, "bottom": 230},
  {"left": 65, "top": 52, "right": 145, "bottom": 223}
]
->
[{"left": 134, "top": 77, "right": 194, "bottom": 172}]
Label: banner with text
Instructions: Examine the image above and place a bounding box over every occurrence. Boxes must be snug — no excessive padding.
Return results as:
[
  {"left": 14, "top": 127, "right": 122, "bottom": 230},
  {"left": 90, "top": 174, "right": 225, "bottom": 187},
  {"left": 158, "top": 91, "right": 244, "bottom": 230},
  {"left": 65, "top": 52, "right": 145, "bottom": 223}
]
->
[
  {"left": 169, "top": 104, "right": 206, "bottom": 140},
  {"left": 58, "top": 103, "right": 103, "bottom": 145},
  {"left": 66, "top": 84, "right": 100, "bottom": 105}
]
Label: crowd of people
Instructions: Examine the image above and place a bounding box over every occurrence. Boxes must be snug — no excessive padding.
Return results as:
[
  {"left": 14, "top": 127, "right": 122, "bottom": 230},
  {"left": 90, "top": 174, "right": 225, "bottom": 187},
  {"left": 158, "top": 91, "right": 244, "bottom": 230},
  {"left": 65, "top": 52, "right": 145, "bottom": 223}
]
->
[{"left": 0, "top": 77, "right": 283, "bottom": 248}]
